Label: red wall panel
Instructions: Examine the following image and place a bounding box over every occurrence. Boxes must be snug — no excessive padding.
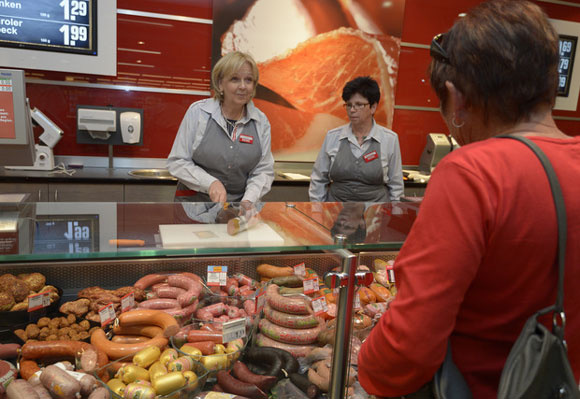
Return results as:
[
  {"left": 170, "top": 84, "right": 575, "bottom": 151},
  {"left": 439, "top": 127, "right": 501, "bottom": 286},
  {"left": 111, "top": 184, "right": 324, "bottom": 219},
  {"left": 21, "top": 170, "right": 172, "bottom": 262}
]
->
[{"left": 12, "top": 0, "right": 580, "bottom": 165}]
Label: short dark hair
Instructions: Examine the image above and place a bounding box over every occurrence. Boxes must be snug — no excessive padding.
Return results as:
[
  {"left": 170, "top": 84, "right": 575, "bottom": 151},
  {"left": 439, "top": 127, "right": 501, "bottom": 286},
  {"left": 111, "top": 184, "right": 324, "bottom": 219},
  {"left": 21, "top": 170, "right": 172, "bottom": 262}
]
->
[
  {"left": 429, "top": 0, "right": 559, "bottom": 125},
  {"left": 342, "top": 76, "right": 381, "bottom": 105}
]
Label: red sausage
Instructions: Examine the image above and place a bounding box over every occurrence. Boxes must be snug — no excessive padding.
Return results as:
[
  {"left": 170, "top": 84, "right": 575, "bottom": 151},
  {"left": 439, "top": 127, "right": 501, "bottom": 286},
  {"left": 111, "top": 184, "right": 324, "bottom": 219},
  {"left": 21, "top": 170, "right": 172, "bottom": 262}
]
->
[
  {"left": 225, "top": 278, "right": 239, "bottom": 296},
  {"left": 0, "top": 343, "right": 20, "bottom": 360},
  {"left": 233, "top": 273, "right": 259, "bottom": 289},
  {"left": 138, "top": 298, "right": 180, "bottom": 310},
  {"left": 263, "top": 303, "right": 319, "bottom": 329},
  {"left": 243, "top": 299, "right": 256, "bottom": 316},
  {"left": 134, "top": 273, "right": 167, "bottom": 290},
  {"left": 255, "top": 333, "right": 315, "bottom": 358},
  {"left": 168, "top": 274, "right": 203, "bottom": 307},
  {"left": 197, "top": 302, "right": 227, "bottom": 317},
  {"left": 216, "top": 370, "right": 267, "bottom": 399},
  {"left": 258, "top": 318, "right": 322, "bottom": 345},
  {"left": 232, "top": 361, "right": 277, "bottom": 391},
  {"left": 266, "top": 284, "right": 311, "bottom": 315},
  {"left": 154, "top": 285, "right": 186, "bottom": 299},
  {"left": 182, "top": 341, "right": 215, "bottom": 356},
  {"left": 186, "top": 330, "right": 223, "bottom": 344}
]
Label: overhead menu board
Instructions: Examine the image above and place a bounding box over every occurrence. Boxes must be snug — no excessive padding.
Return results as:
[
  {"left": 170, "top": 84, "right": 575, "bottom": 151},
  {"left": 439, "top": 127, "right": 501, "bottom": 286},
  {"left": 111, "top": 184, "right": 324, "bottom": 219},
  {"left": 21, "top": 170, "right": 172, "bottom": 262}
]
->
[
  {"left": 0, "top": 0, "right": 96, "bottom": 55},
  {"left": 558, "top": 35, "right": 577, "bottom": 98},
  {"left": 551, "top": 19, "right": 580, "bottom": 111}
]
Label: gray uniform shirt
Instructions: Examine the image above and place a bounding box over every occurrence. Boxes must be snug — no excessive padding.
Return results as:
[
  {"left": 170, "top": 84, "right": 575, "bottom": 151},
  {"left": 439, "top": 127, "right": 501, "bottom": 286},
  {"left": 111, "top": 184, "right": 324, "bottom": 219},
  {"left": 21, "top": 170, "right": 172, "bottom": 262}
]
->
[
  {"left": 167, "top": 98, "right": 274, "bottom": 203},
  {"left": 309, "top": 121, "right": 404, "bottom": 201}
]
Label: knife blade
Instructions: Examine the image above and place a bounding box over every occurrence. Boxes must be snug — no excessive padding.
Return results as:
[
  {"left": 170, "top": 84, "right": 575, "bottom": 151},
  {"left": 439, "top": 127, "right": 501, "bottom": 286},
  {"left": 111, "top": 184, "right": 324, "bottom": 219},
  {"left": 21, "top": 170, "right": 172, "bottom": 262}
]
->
[{"left": 255, "top": 84, "right": 297, "bottom": 110}]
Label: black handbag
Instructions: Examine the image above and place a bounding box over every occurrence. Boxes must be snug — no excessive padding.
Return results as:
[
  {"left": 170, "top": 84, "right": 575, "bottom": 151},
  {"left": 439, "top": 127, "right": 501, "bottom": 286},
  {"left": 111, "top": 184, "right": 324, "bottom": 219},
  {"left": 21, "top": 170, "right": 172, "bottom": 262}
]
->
[
  {"left": 495, "top": 135, "right": 579, "bottom": 399},
  {"left": 432, "top": 135, "right": 579, "bottom": 399}
]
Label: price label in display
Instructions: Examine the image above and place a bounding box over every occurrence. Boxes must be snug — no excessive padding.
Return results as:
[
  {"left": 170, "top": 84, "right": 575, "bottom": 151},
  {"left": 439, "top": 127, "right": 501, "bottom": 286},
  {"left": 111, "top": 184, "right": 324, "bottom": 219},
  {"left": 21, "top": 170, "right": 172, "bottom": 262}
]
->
[
  {"left": 222, "top": 318, "right": 246, "bottom": 343},
  {"left": 311, "top": 296, "right": 329, "bottom": 316},
  {"left": 387, "top": 261, "right": 395, "bottom": 284},
  {"left": 121, "top": 292, "right": 135, "bottom": 313},
  {"left": 293, "top": 262, "right": 306, "bottom": 277},
  {"left": 207, "top": 266, "right": 228, "bottom": 286},
  {"left": 354, "top": 291, "right": 362, "bottom": 310},
  {"left": 28, "top": 292, "right": 50, "bottom": 312},
  {"left": 99, "top": 303, "right": 116, "bottom": 327},
  {"left": 253, "top": 285, "right": 267, "bottom": 314},
  {"left": 303, "top": 276, "right": 319, "bottom": 295}
]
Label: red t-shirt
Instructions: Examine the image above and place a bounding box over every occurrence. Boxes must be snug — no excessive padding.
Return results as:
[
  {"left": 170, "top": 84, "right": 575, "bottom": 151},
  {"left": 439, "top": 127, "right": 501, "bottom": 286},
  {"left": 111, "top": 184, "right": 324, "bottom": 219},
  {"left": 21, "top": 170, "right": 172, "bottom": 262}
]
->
[{"left": 358, "top": 136, "right": 580, "bottom": 398}]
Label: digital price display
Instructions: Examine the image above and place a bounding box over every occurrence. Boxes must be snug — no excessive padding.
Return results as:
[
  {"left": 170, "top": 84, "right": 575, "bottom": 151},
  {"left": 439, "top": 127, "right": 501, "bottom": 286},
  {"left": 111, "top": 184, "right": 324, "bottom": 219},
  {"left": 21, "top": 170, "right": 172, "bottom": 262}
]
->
[
  {"left": 558, "top": 35, "right": 577, "bottom": 97},
  {"left": 0, "top": 0, "right": 96, "bottom": 55},
  {"left": 34, "top": 214, "right": 100, "bottom": 254}
]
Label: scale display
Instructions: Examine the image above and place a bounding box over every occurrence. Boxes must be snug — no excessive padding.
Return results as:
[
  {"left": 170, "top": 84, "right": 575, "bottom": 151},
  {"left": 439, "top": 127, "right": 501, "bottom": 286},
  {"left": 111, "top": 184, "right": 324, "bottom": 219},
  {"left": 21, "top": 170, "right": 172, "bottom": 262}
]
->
[
  {"left": 558, "top": 35, "right": 577, "bottom": 97},
  {"left": 0, "top": 0, "right": 96, "bottom": 55}
]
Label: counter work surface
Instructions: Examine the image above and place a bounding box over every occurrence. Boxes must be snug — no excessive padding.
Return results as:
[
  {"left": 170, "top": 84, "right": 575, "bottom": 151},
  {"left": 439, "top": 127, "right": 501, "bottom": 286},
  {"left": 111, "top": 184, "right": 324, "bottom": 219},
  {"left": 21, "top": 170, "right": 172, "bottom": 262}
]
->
[{"left": 0, "top": 161, "right": 426, "bottom": 198}]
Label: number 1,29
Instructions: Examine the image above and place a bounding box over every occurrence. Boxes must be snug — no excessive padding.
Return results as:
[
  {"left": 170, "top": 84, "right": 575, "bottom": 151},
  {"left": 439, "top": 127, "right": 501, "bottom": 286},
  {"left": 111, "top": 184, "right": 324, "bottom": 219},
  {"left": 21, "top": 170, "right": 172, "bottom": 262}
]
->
[{"left": 59, "top": 0, "right": 88, "bottom": 21}]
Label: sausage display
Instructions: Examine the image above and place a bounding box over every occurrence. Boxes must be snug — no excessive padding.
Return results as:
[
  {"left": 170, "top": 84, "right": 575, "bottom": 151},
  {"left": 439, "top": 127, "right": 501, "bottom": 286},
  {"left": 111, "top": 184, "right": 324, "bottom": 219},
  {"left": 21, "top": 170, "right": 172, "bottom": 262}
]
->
[{"left": 90, "top": 328, "right": 168, "bottom": 360}]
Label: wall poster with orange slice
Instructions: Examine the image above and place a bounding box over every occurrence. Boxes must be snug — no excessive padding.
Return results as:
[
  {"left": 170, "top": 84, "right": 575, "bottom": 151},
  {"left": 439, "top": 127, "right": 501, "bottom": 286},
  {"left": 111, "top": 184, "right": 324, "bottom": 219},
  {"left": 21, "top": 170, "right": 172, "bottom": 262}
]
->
[{"left": 212, "top": 0, "right": 406, "bottom": 162}]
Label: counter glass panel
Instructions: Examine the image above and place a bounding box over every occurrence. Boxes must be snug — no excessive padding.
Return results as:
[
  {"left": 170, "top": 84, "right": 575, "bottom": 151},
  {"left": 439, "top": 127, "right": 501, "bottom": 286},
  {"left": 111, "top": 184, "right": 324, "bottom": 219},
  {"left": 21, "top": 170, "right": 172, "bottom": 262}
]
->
[{"left": 0, "top": 201, "right": 420, "bottom": 262}]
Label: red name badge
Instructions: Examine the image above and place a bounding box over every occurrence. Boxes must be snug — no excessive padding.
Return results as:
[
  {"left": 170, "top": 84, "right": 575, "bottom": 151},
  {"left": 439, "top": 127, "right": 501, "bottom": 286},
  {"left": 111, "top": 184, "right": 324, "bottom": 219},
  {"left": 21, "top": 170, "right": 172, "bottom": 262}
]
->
[
  {"left": 239, "top": 134, "right": 254, "bottom": 144},
  {"left": 363, "top": 150, "right": 378, "bottom": 163}
]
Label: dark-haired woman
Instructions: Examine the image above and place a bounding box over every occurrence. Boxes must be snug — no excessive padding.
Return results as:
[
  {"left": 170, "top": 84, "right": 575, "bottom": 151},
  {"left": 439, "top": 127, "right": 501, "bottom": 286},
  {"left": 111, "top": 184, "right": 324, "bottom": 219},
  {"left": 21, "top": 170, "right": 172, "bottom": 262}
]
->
[
  {"left": 309, "top": 76, "right": 403, "bottom": 202},
  {"left": 358, "top": 0, "right": 580, "bottom": 397}
]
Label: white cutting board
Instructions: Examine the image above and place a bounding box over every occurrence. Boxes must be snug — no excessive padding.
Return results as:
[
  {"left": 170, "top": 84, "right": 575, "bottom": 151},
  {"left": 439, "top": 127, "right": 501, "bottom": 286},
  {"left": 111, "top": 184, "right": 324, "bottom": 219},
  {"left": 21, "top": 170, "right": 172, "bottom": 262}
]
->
[{"left": 159, "top": 222, "right": 285, "bottom": 249}]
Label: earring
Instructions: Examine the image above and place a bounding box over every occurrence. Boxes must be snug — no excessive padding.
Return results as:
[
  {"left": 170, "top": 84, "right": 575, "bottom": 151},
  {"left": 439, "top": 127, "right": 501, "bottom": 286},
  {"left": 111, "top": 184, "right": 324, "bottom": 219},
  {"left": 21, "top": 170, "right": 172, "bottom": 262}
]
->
[{"left": 452, "top": 115, "right": 465, "bottom": 128}]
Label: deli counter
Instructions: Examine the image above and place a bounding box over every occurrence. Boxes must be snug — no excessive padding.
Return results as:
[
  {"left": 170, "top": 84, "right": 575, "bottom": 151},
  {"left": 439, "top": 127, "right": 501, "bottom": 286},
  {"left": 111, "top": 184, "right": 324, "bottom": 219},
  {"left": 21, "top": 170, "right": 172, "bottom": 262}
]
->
[{"left": 0, "top": 200, "right": 420, "bottom": 398}]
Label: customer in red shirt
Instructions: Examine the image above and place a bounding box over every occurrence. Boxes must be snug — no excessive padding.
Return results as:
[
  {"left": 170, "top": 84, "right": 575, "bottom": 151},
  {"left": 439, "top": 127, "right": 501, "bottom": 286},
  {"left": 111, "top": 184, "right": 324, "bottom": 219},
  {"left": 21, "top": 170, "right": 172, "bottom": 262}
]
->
[{"left": 358, "top": 0, "right": 580, "bottom": 397}]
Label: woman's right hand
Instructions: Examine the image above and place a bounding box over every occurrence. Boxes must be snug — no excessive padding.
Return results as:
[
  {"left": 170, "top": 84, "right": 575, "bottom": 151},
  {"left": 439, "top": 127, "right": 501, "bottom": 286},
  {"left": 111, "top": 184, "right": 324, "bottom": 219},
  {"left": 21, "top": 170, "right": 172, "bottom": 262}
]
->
[{"left": 209, "top": 180, "right": 227, "bottom": 202}]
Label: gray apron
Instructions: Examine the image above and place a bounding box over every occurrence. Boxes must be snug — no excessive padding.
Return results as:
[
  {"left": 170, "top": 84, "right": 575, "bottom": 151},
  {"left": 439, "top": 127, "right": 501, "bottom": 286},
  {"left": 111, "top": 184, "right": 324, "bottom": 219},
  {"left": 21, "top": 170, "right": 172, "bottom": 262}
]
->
[
  {"left": 175, "top": 117, "right": 261, "bottom": 202},
  {"left": 328, "top": 138, "right": 388, "bottom": 202}
]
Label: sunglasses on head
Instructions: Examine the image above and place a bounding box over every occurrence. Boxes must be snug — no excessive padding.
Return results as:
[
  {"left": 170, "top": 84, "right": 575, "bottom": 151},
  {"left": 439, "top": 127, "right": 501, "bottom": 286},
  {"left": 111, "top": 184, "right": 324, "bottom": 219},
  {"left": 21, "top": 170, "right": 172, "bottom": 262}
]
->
[{"left": 430, "top": 33, "right": 451, "bottom": 65}]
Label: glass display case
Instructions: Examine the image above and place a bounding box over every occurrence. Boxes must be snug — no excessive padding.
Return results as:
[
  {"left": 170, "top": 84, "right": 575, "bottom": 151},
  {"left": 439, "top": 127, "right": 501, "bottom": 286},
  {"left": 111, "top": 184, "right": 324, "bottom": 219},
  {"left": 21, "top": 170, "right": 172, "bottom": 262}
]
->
[{"left": 0, "top": 200, "right": 421, "bottom": 398}]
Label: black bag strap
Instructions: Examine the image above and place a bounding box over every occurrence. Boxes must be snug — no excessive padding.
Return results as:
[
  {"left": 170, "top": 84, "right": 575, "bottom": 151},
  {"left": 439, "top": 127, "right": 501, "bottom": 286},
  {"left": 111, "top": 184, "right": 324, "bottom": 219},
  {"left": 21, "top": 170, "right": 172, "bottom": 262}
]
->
[{"left": 497, "top": 135, "right": 567, "bottom": 338}]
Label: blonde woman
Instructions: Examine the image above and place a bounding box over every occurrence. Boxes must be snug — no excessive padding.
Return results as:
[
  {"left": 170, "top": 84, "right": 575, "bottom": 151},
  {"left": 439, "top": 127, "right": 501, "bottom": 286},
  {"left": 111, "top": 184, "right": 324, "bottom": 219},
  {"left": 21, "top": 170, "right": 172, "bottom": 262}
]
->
[{"left": 168, "top": 51, "right": 274, "bottom": 204}]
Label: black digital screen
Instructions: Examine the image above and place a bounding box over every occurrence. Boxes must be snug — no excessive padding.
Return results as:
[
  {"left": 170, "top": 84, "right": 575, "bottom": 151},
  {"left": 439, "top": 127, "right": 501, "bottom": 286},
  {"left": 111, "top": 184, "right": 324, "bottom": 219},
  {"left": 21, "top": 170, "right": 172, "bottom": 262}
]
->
[
  {"left": 558, "top": 35, "right": 577, "bottom": 97},
  {"left": 34, "top": 214, "right": 99, "bottom": 254},
  {"left": 0, "top": 0, "right": 96, "bottom": 55}
]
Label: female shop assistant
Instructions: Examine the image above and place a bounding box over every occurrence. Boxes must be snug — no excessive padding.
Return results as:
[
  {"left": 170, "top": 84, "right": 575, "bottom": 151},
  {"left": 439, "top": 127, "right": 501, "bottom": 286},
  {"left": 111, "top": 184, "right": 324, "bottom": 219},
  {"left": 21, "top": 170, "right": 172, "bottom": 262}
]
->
[
  {"left": 167, "top": 51, "right": 274, "bottom": 203},
  {"left": 358, "top": 0, "right": 580, "bottom": 397},
  {"left": 308, "top": 76, "right": 403, "bottom": 202}
]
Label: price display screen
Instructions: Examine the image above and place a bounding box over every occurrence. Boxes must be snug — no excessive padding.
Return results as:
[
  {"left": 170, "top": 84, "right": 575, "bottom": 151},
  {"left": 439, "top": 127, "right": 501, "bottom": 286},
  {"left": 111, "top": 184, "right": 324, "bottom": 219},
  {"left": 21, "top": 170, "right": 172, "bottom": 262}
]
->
[
  {"left": 34, "top": 214, "right": 100, "bottom": 254},
  {"left": 0, "top": 0, "right": 96, "bottom": 55},
  {"left": 558, "top": 35, "right": 577, "bottom": 97}
]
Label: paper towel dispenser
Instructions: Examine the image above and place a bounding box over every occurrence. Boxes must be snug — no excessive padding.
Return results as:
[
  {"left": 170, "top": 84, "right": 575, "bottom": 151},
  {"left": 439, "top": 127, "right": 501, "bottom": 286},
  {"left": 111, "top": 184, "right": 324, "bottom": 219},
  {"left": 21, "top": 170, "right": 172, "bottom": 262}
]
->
[
  {"left": 78, "top": 108, "right": 116, "bottom": 140},
  {"left": 76, "top": 105, "right": 143, "bottom": 146}
]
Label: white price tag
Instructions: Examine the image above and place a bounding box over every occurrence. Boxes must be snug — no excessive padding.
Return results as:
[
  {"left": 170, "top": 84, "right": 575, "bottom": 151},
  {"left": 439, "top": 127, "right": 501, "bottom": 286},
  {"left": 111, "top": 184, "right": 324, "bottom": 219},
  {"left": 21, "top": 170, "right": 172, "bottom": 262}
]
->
[
  {"left": 303, "top": 276, "right": 319, "bottom": 295},
  {"left": 354, "top": 292, "right": 362, "bottom": 310},
  {"left": 293, "top": 262, "right": 306, "bottom": 277},
  {"left": 387, "top": 263, "right": 395, "bottom": 284},
  {"left": 222, "top": 318, "right": 246, "bottom": 343},
  {"left": 311, "top": 296, "right": 329, "bottom": 316},
  {"left": 207, "top": 266, "right": 228, "bottom": 286},
  {"left": 28, "top": 292, "right": 50, "bottom": 312},
  {"left": 121, "top": 292, "right": 135, "bottom": 313},
  {"left": 99, "top": 303, "right": 116, "bottom": 327}
]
